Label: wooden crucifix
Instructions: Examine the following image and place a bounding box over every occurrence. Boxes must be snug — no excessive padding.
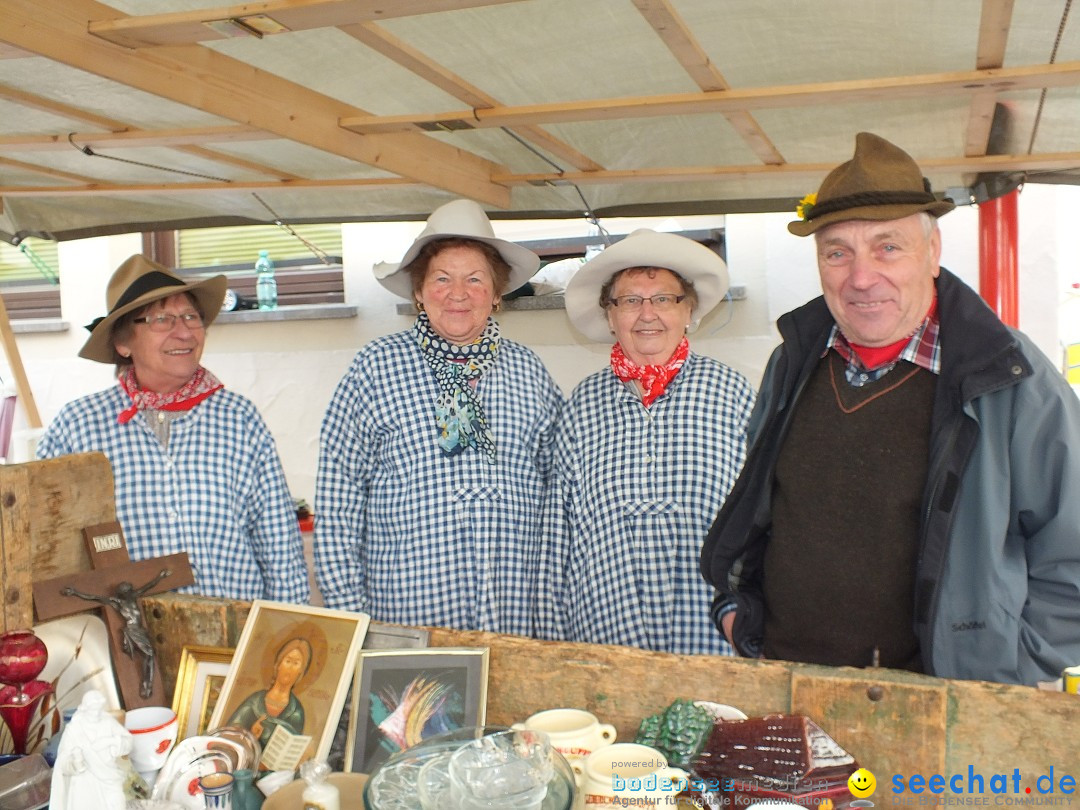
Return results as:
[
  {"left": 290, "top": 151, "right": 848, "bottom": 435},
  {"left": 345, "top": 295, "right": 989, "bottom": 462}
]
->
[{"left": 32, "top": 521, "right": 194, "bottom": 709}]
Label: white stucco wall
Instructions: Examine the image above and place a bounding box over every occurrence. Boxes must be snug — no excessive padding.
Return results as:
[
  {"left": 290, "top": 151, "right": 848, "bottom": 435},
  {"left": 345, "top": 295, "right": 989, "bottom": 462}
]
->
[{"left": 5, "top": 186, "right": 1076, "bottom": 501}]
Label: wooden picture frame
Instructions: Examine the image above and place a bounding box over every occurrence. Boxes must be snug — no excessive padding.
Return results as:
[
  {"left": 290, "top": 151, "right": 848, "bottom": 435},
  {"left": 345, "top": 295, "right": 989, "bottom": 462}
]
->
[
  {"left": 207, "top": 601, "right": 369, "bottom": 771},
  {"left": 346, "top": 647, "right": 489, "bottom": 775},
  {"left": 171, "top": 645, "right": 234, "bottom": 740}
]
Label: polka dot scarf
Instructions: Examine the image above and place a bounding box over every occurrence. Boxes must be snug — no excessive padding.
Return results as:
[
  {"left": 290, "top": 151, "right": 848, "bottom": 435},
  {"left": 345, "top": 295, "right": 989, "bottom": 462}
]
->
[
  {"left": 610, "top": 336, "right": 689, "bottom": 408},
  {"left": 413, "top": 312, "right": 500, "bottom": 463}
]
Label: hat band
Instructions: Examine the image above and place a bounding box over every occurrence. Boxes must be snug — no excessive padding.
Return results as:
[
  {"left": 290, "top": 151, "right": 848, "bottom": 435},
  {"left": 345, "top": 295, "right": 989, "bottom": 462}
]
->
[
  {"left": 111, "top": 271, "right": 188, "bottom": 313},
  {"left": 808, "top": 188, "right": 937, "bottom": 220}
]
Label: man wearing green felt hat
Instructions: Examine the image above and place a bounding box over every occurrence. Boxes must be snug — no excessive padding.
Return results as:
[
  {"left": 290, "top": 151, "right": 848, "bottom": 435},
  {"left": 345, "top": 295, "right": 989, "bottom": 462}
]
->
[{"left": 701, "top": 132, "right": 1080, "bottom": 685}]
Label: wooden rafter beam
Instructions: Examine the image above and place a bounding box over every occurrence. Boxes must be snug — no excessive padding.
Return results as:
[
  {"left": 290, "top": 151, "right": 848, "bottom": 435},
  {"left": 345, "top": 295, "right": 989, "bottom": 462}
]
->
[
  {"left": 87, "top": 0, "right": 527, "bottom": 49},
  {"left": 631, "top": 0, "right": 784, "bottom": 165},
  {"left": 4, "top": 150, "right": 1077, "bottom": 198},
  {"left": 0, "top": 177, "right": 419, "bottom": 197},
  {"left": 175, "top": 145, "right": 304, "bottom": 181},
  {"left": 0, "top": 126, "right": 277, "bottom": 152},
  {"left": 965, "top": 0, "right": 1016, "bottom": 157},
  {"left": 340, "top": 21, "right": 604, "bottom": 173},
  {"left": 340, "top": 60, "right": 1080, "bottom": 134},
  {"left": 0, "top": 155, "right": 98, "bottom": 184},
  {"left": 0, "top": 85, "right": 299, "bottom": 180},
  {"left": 7, "top": 0, "right": 510, "bottom": 207}
]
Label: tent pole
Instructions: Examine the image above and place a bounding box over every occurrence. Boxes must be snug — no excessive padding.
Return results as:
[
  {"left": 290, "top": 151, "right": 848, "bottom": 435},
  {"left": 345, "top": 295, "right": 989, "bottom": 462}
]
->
[
  {"left": 0, "top": 294, "right": 42, "bottom": 428},
  {"left": 977, "top": 189, "right": 1020, "bottom": 327}
]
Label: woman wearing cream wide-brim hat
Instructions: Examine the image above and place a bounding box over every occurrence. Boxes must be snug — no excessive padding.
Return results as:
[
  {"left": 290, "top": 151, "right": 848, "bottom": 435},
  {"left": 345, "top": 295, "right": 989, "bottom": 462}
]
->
[
  {"left": 316, "top": 199, "right": 563, "bottom": 634},
  {"left": 535, "top": 229, "right": 756, "bottom": 654},
  {"left": 37, "top": 254, "right": 309, "bottom": 604}
]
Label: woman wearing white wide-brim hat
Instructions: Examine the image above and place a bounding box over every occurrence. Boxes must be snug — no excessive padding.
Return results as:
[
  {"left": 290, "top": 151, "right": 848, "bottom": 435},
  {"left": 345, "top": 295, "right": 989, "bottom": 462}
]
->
[
  {"left": 36, "top": 255, "right": 309, "bottom": 603},
  {"left": 315, "top": 199, "right": 563, "bottom": 634},
  {"left": 535, "top": 229, "right": 756, "bottom": 654}
]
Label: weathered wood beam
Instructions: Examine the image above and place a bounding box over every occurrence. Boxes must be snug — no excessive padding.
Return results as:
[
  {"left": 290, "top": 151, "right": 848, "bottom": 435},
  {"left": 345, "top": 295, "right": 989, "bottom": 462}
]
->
[
  {"left": 340, "top": 21, "right": 604, "bottom": 173},
  {"left": 341, "top": 60, "right": 1080, "bottom": 133},
  {"left": 8, "top": 0, "right": 511, "bottom": 206},
  {"left": 631, "top": 0, "right": 784, "bottom": 165},
  {"left": 4, "top": 151, "right": 1077, "bottom": 199},
  {"left": 965, "top": 0, "right": 1016, "bottom": 157},
  {"left": 87, "top": 0, "right": 527, "bottom": 49}
]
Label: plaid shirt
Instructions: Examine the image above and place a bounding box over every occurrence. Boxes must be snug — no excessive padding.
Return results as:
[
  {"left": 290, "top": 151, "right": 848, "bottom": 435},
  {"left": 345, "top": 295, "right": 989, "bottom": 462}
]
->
[
  {"left": 36, "top": 386, "right": 310, "bottom": 602},
  {"left": 315, "top": 331, "right": 563, "bottom": 634},
  {"left": 535, "top": 352, "right": 755, "bottom": 654},
  {"left": 827, "top": 306, "right": 942, "bottom": 386}
]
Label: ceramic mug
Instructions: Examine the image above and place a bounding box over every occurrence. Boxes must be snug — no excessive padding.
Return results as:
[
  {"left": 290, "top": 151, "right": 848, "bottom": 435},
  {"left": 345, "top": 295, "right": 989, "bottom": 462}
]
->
[
  {"left": 580, "top": 742, "right": 688, "bottom": 808},
  {"left": 512, "top": 708, "right": 616, "bottom": 777},
  {"left": 124, "top": 706, "right": 179, "bottom": 783}
]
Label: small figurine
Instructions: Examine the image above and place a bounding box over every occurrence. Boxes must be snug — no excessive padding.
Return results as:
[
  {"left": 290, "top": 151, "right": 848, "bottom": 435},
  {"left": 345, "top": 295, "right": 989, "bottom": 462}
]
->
[
  {"left": 50, "top": 689, "right": 133, "bottom": 810},
  {"left": 61, "top": 568, "right": 172, "bottom": 698},
  {"left": 635, "top": 698, "right": 714, "bottom": 768}
]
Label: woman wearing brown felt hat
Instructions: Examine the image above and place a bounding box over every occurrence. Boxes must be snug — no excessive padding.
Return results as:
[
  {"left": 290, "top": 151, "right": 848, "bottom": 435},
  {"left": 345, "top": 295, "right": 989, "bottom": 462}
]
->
[{"left": 37, "top": 254, "right": 310, "bottom": 603}]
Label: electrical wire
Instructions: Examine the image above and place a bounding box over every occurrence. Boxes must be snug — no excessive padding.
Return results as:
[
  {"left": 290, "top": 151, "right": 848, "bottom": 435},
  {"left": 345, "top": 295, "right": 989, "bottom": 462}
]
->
[
  {"left": 499, "top": 127, "right": 612, "bottom": 246},
  {"left": 67, "top": 133, "right": 234, "bottom": 182},
  {"left": 66, "top": 133, "right": 335, "bottom": 265},
  {"left": 18, "top": 243, "right": 59, "bottom": 285},
  {"left": 251, "top": 193, "right": 334, "bottom": 266},
  {"left": 1026, "top": 0, "right": 1073, "bottom": 155}
]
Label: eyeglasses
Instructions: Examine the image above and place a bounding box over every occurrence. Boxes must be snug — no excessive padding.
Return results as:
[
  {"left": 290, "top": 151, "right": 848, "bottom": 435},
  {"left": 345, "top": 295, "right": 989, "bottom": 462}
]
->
[
  {"left": 133, "top": 312, "right": 205, "bottom": 332},
  {"left": 607, "top": 294, "right": 686, "bottom": 311}
]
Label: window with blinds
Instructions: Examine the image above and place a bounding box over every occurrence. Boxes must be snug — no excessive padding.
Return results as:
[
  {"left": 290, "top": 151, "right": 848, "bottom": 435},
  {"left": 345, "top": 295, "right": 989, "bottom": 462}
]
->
[
  {"left": 0, "top": 239, "right": 61, "bottom": 319},
  {"left": 177, "top": 224, "right": 342, "bottom": 271},
  {"left": 174, "top": 224, "right": 346, "bottom": 308}
]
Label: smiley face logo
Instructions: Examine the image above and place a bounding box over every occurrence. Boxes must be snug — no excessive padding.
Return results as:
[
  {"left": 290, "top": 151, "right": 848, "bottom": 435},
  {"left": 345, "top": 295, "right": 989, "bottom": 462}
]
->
[{"left": 848, "top": 768, "right": 877, "bottom": 798}]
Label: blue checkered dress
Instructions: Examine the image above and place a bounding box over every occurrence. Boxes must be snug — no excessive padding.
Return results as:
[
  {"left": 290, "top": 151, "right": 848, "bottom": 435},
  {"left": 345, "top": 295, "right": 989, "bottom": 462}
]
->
[
  {"left": 534, "top": 352, "right": 755, "bottom": 654},
  {"left": 314, "top": 331, "right": 563, "bottom": 634},
  {"left": 36, "top": 385, "right": 310, "bottom": 602}
]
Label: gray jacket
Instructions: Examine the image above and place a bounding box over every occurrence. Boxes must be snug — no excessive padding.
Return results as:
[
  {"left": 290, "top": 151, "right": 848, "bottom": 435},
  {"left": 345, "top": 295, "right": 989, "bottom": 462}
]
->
[{"left": 701, "top": 268, "right": 1080, "bottom": 684}]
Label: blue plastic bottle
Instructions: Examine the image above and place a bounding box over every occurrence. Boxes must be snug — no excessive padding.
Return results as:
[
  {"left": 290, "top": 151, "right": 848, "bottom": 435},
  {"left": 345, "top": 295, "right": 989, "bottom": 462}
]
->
[{"left": 255, "top": 250, "right": 277, "bottom": 311}]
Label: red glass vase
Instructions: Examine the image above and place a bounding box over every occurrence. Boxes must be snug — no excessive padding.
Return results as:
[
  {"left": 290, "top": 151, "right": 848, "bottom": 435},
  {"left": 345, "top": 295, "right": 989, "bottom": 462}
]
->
[
  {"left": 0, "top": 630, "right": 48, "bottom": 692},
  {"left": 0, "top": 630, "right": 52, "bottom": 755}
]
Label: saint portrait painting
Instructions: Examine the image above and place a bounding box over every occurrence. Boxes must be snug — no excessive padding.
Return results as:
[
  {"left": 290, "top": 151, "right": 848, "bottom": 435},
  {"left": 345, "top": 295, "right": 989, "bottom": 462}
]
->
[{"left": 208, "top": 601, "right": 369, "bottom": 770}]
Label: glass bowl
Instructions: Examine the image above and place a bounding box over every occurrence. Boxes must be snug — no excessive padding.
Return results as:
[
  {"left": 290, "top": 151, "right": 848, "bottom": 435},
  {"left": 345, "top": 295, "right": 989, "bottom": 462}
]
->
[{"left": 364, "top": 725, "right": 575, "bottom": 810}]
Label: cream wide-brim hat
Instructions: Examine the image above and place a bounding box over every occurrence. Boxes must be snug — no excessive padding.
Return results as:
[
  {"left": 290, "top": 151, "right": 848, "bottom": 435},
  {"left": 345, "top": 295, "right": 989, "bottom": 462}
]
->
[
  {"left": 79, "top": 254, "right": 227, "bottom": 364},
  {"left": 563, "top": 229, "right": 729, "bottom": 343},
  {"left": 373, "top": 199, "right": 540, "bottom": 300}
]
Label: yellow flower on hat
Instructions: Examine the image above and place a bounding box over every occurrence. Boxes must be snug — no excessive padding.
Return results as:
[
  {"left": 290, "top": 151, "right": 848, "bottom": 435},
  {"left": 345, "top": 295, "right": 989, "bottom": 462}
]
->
[{"left": 796, "top": 192, "right": 817, "bottom": 221}]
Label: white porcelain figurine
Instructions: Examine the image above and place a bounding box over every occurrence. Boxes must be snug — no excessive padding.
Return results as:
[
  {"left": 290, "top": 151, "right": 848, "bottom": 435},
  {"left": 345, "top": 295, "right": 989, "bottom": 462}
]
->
[{"left": 50, "top": 689, "right": 133, "bottom": 810}]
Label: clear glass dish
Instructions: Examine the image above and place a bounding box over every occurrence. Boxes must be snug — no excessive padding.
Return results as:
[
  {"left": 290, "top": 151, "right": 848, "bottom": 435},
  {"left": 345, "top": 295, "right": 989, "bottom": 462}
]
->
[{"left": 363, "top": 725, "right": 575, "bottom": 810}]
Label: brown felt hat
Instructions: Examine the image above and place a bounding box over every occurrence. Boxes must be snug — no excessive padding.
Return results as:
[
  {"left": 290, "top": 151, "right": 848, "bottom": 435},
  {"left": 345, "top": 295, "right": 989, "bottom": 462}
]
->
[
  {"left": 788, "top": 132, "right": 955, "bottom": 236},
  {"left": 79, "top": 254, "right": 226, "bottom": 364}
]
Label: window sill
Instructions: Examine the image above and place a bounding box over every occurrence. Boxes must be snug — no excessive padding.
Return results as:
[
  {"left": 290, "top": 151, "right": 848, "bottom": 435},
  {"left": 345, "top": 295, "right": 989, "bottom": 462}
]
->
[
  {"left": 12, "top": 318, "right": 69, "bottom": 334},
  {"left": 215, "top": 303, "right": 357, "bottom": 324},
  {"left": 395, "top": 294, "right": 565, "bottom": 316}
]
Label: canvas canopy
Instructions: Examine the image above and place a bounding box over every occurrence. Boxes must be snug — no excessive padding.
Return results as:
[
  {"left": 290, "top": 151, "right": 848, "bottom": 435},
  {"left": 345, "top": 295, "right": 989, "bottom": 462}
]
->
[{"left": 1, "top": 0, "right": 1078, "bottom": 243}]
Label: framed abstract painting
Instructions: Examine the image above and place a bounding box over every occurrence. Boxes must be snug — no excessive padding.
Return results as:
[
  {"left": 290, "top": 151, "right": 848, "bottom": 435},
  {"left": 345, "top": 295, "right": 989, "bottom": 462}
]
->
[{"left": 345, "top": 648, "right": 488, "bottom": 774}]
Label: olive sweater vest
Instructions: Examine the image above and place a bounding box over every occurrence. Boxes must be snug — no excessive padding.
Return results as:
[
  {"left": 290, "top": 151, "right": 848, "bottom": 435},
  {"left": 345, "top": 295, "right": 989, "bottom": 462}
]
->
[{"left": 762, "top": 353, "right": 934, "bottom": 670}]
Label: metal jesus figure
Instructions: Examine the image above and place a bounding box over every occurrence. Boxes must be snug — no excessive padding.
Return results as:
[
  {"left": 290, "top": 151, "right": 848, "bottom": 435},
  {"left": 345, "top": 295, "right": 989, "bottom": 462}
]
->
[{"left": 61, "top": 568, "right": 172, "bottom": 699}]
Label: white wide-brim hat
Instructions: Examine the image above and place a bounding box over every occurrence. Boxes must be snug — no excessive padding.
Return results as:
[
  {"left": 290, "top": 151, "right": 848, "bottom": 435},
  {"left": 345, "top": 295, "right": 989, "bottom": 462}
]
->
[
  {"left": 374, "top": 199, "right": 540, "bottom": 300},
  {"left": 564, "top": 229, "right": 729, "bottom": 342}
]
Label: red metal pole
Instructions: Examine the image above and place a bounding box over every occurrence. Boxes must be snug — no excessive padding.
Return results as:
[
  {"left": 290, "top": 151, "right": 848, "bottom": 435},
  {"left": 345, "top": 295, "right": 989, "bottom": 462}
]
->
[{"left": 978, "top": 188, "right": 1020, "bottom": 327}]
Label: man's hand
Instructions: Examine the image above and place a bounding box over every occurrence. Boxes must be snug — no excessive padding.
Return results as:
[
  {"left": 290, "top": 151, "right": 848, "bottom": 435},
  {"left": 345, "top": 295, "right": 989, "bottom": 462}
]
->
[{"left": 721, "top": 610, "right": 736, "bottom": 645}]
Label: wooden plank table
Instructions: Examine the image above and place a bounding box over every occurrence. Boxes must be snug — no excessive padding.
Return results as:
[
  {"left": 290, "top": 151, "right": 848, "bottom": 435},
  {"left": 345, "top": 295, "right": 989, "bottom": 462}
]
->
[{"left": 140, "top": 593, "right": 1080, "bottom": 783}]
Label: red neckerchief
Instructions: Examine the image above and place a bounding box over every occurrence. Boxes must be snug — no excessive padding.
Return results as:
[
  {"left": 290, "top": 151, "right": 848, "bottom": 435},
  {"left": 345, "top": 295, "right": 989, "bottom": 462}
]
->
[
  {"left": 117, "top": 365, "right": 223, "bottom": 424},
  {"left": 610, "top": 336, "right": 689, "bottom": 408},
  {"left": 847, "top": 297, "right": 938, "bottom": 370}
]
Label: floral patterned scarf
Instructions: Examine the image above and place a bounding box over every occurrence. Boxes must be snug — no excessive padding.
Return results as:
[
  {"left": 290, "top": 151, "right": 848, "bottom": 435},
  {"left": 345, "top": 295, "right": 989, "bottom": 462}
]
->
[
  {"left": 610, "top": 336, "right": 689, "bottom": 408},
  {"left": 413, "top": 312, "right": 500, "bottom": 463},
  {"left": 116, "top": 365, "right": 223, "bottom": 424}
]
